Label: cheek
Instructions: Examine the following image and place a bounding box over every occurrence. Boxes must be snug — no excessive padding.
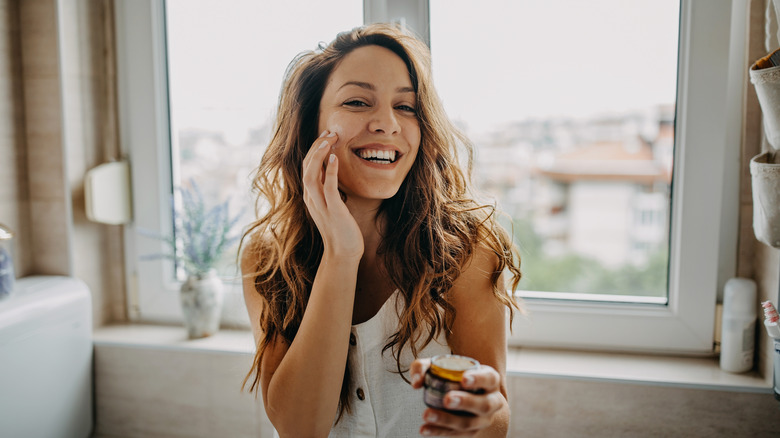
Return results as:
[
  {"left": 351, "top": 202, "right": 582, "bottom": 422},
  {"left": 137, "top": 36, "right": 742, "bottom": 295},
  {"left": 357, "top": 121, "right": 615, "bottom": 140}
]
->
[
  {"left": 406, "top": 125, "right": 422, "bottom": 157},
  {"left": 325, "top": 111, "right": 362, "bottom": 140}
]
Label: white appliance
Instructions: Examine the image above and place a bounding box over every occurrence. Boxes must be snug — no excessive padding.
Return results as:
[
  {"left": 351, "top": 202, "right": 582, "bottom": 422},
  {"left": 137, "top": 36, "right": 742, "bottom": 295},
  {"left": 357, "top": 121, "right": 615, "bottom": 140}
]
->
[{"left": 0, "top": 276, "right": 92, "bottom": 438}]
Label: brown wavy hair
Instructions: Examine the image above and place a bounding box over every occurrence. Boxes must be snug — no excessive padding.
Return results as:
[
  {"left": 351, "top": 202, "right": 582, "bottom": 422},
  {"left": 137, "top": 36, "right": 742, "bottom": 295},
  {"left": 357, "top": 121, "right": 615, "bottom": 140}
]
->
[{"left": 240, "top": 23, "right": 522, "bottom": 421}]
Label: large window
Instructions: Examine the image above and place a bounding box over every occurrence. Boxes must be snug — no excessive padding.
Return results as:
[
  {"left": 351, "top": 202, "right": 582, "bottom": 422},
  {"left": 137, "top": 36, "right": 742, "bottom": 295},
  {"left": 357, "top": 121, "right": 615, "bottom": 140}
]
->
[
  {"left": 430, "top": 0, "right": 678, "bottom": 301},
  {"left": 116, "top": 0, "right": 746, "bottom": 352}
]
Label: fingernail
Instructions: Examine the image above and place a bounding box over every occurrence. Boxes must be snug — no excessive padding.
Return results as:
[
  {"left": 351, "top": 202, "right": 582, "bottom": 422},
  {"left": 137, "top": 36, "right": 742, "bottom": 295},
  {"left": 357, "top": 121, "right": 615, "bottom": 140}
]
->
[
  {"left": 319, "top": 130, "right": 328, "bottom": 138},
  {"left": 329, "top": 154, "right": 336, "bottom": 163},
  {"left": 447, "top": 396, "right": 460, "bottom": 408},
  {"left": 326, "top": 131, "right": 337, "bottom": 137},
  {"left": 421, "top": 429, "right": 432, "bottom": 436},
  {"left": 462, "top": 375, "right": 474, "bottom": 386},
  {"left": 426, "top": 412, "right": 437, "bottom": 422},
  {"left": 319, "top": 140, "right": 329, "bottom": 149},
  {"left": 411, "top": 373, "right": 421, "bottom": 385}
]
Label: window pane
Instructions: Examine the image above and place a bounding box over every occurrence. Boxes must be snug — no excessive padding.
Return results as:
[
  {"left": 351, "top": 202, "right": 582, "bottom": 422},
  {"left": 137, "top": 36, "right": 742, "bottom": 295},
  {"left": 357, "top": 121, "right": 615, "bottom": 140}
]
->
[
  {"left": 430, "top": 0, "right": 679, "bottom": 300},
  {"left": 165, "top": 0, "right": 363, "bottom": 278}
]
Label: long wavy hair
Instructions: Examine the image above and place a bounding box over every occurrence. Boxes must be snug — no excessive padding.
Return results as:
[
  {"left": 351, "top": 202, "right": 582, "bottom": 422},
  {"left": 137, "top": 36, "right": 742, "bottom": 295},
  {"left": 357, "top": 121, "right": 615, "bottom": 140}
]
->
[{"left": 240, "top": 23, "right": 522, "bottom": 421}]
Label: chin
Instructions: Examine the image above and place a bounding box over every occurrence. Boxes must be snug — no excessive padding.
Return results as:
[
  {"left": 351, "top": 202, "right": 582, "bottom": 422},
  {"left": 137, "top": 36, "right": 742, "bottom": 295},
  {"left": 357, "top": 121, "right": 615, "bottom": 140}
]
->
[{"left": 344, "top": 185, "right": 403, "bottom": 202}]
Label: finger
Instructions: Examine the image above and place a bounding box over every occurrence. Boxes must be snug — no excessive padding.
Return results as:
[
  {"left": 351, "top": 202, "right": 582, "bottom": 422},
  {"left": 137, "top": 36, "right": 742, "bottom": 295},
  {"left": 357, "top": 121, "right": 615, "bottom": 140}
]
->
[
  {"left": 410, "top": 358, "right": 431, "bottom": 389},
  {"left": 443, "top": 390, "right": 505, "bottom": 417},
  {"left": 419, "top": 424, "right": 474, "bottom": 436},
  {"left": 303, "top": 137, "right": 333, "bottom": 178},
  {"left": 322, "top": 154, "right": 342, "bottom": 207},
  {"left": 302, "top": 130, "right": 338, "bottom": 172},
  {"left": 302, "top": 130, "right": 329, "bottom": 169},
  {"left": 421, "top": 407, "right": 489, "bottom": 435},
  {"left": 302, "top": 154, "right": 327, "bottom": 214},
  {"left": 302, "top": 134, "right": 339, "bottom": 214},
  {"left": 461, "top": 365, "right": 501, "bottom": 393}
]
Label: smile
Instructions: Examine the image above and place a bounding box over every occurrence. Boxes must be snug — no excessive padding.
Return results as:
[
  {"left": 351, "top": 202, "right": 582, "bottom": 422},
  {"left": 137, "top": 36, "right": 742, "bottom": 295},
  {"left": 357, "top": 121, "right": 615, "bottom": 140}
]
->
[{"left": 355, "top": 148, "right": 398, "bottom": 164}]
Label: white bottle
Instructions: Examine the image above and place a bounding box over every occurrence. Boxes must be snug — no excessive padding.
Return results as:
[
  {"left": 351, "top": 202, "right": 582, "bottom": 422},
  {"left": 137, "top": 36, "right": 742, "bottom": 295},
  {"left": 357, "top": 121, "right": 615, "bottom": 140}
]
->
[{"left": 719, "top": 278, "right": 757, "bottom": 373}]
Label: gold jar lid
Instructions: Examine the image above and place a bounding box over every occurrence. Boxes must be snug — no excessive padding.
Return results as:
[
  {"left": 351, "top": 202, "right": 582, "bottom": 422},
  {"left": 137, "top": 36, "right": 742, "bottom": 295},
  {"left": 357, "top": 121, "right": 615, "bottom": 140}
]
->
[
  {"left": 429, "top": 354, "right": 480, "bottom": 382},
  {"left": 0, "top": 223, "right": 13, "bottom": 240}
]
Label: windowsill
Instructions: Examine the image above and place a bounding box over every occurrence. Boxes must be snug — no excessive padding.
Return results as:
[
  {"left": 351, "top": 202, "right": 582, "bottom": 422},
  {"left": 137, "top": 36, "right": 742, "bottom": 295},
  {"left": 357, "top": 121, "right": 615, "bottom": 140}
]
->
[
  {"left": 506, "top": 347, "right": 771, "bottom": 393},
  {"left": 93, "top": 323, "right": 255, "bottom": 355},
  {"left": 92, "top": 324, "right": 773, "bottom": 394}
]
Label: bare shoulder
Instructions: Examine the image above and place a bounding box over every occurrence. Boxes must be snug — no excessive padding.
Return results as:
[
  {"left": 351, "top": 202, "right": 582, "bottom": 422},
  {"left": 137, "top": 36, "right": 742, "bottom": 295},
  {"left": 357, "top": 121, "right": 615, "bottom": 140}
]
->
[{"left": 451, "top": 241, "right": 501, "bottom": 299}]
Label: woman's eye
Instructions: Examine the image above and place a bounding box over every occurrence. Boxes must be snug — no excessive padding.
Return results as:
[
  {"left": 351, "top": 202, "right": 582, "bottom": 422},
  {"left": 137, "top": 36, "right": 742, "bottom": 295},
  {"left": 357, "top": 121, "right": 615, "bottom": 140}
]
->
[
  {"left": 344, "top": 100, "right": 368, "bottom": 107},
  {"left": 396, "top": 105, "right": 416, "bottom": 113}
]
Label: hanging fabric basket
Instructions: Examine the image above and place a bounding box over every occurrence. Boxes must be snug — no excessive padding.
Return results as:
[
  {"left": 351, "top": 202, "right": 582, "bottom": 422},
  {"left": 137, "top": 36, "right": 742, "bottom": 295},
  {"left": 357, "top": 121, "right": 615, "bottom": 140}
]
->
[
  {"left": 750, "top": 152, "right": 780, "bottom": 248},
  {"left": 748, "top": 46, "right": 780, "bottom": 248},
  {"left": 749, "top": 48, "right": 780, "bottom": 149}
]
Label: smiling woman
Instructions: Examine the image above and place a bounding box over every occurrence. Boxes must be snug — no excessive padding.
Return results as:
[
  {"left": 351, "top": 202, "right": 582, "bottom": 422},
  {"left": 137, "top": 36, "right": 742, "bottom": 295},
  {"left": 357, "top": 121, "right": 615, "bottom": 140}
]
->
[{"left": 239, "top": 24, "right": 522, "bottom": 437}]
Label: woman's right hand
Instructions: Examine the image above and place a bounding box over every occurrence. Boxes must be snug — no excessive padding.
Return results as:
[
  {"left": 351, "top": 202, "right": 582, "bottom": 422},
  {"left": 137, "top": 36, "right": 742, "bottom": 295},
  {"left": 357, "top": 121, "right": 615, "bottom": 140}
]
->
[{"left": 302, "top": 130, "right": 364, "bottom": 259}]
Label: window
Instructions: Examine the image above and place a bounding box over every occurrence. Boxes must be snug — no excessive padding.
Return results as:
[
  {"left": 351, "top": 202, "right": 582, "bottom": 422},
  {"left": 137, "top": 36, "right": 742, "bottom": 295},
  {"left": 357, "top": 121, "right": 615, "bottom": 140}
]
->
[
  {"left": 115, "top": 0, "right": 363, "bottom": 324},
  {"left": 116, "top": 0, "right": 746, "bottom": 352}
]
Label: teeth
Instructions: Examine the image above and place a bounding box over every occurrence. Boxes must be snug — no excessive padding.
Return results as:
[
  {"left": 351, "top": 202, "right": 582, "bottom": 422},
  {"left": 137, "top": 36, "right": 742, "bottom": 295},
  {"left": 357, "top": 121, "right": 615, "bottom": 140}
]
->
[{"left": 358, "top": 149, "right": 397, "bottom": 163}]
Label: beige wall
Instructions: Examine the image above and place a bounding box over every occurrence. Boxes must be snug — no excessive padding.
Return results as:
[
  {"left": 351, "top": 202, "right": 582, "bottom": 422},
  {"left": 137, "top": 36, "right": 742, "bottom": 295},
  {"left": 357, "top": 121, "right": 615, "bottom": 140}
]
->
[
  {"left": 0, "top": 0, "right": 32, "bottom": 278},
  {"left": 744, "top": 0, "right": 780, "bottom": 382},
  {"left": 0, "top": 0, "right": 126, "bottom": 326}
]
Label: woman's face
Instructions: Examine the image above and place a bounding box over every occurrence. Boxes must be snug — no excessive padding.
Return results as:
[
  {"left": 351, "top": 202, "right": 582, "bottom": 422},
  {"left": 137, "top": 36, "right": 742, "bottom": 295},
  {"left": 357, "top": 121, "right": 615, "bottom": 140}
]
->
[{"left": 317, "top": 44, "right": 421, "bottom": 205}]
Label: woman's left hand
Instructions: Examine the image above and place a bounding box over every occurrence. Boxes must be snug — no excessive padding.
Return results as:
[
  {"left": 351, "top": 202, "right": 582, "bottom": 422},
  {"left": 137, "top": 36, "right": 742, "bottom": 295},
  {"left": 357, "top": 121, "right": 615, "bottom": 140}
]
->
[{"left": 410, "top": 359, "right": 507, "bottom": 436}]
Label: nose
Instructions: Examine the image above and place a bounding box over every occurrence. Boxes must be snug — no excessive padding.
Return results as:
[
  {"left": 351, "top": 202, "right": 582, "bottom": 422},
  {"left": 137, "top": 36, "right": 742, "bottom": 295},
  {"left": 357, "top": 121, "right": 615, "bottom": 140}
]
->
[{"left": 368, "top": 105, "right": 400, "bottom": 135}]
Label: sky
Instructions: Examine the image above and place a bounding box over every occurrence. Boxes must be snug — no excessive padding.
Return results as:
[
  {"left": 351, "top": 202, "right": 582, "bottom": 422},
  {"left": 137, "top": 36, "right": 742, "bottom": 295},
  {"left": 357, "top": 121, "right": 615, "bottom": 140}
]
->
[{"left": 165, "top": 0, "right": 679, "bottom": 142}]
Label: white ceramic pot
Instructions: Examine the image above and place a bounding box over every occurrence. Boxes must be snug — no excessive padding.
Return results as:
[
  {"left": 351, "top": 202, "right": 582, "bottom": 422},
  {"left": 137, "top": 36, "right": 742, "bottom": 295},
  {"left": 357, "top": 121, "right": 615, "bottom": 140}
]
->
[{"left": 180, "top": 269, "right": 224, "bottom": 338}]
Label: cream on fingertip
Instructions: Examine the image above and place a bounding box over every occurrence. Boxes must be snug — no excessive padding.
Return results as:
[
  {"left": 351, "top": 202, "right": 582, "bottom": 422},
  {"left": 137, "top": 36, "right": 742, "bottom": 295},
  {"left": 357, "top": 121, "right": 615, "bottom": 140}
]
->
[
  {"left": 329, "top": 154, "right": 336, "bottom": 163},
  {"left": 318, "top": 140, "right": 329, "bottom": 149}
]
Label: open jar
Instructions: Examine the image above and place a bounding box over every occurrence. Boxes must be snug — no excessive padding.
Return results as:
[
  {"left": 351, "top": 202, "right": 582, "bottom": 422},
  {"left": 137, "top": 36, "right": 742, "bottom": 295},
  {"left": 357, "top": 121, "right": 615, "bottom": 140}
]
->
[
  {"left": 423, "top": 354, "right": 481, "bottom": 416},
  {"left": 0, "top": 223, "right": 15, "bottom": 299}
]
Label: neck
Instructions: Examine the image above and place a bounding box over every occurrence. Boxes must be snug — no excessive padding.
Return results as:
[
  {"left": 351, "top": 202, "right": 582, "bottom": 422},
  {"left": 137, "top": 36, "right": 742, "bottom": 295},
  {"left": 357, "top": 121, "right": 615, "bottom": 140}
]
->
[{"left": 345, "top": 197, "right": 384, "bottom": 260}]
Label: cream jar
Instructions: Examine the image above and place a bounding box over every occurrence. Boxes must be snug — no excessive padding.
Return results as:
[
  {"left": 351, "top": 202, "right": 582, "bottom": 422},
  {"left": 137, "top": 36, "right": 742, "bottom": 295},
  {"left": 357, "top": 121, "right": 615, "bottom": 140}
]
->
[{"left": 423, "top": 354, "right": 480, "bottom": 416}]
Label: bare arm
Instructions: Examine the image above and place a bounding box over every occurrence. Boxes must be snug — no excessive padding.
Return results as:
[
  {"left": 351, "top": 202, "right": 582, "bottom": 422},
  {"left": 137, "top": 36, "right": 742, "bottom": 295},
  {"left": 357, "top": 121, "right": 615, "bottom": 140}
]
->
[
  {"left": 411, "top": 244, "right": 511, "bottom": 437},
  {"left": 242, "top": 250, "right": 360, "bottom": 437},
  {"left": 242, "top": 131, "right": 364, "bottom": 438}
]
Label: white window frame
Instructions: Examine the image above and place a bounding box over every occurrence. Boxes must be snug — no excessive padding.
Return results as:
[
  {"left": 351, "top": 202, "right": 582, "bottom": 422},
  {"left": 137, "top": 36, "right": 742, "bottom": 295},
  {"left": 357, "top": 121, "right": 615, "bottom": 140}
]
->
[{"left": 116, "top": 0, "right": 747, "bottom": 354}]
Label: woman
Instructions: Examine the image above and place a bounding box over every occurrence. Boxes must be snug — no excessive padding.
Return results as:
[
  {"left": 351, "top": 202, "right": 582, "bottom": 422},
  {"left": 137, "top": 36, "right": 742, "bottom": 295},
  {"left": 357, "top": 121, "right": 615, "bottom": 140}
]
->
[{"left": 241, "top": 23, "right": 522, "bottom": 437}]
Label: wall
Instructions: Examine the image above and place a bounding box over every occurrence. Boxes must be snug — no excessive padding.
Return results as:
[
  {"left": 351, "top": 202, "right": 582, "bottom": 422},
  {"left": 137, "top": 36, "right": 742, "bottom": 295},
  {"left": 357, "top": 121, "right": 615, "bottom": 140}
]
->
[
  {"left": 93, "top": 344, "right": 273, "bottom": 438},
  {"left": 91, "top": 338, "right": 780, "bottom": 438},
  {"left": 0, "top": 0, "right": 34, "bottom": 279},
  {"left": 0, "top": 0, "right": 126, "bottom": 326},
  {"left": 58, "top": 0, "right": 127, "bottom": 325},
  {"left": 743, "top": 0, "right": 780, "bottom": 382},
  {"left": 507, "top": 376, "right": 780, "bottom": 437}
]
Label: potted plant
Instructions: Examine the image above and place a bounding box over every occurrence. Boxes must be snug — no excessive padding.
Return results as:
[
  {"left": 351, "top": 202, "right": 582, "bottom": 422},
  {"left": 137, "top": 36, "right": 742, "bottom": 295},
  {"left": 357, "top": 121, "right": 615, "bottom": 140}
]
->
[{"left": 143, "top": 181, "right": 243, "bottom": 338}]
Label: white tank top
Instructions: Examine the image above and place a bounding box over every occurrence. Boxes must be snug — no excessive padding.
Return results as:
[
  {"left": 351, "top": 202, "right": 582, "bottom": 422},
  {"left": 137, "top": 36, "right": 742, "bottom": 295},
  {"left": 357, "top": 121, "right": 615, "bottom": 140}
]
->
[
  {"left": 273, "top": 290, "right": 451, "bottom": 437},
  {"left": 331, "top": 290, "right": 451, "bottom": 437}
]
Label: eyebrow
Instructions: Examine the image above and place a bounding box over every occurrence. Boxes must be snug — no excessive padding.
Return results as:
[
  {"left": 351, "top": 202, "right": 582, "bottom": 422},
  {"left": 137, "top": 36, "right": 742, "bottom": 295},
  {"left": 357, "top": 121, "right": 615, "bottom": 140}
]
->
[{"left": 338, "top": 81, "right": 415, "bottom": 94}]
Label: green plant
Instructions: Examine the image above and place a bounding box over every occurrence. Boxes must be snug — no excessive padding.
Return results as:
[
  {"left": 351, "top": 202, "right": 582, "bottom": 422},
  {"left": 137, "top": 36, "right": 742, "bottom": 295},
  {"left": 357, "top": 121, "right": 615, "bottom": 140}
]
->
[{"left": 141, "top": 181, "right": 243, "bottom": 277}]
